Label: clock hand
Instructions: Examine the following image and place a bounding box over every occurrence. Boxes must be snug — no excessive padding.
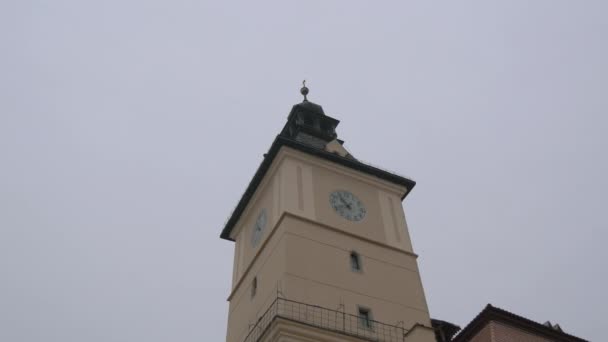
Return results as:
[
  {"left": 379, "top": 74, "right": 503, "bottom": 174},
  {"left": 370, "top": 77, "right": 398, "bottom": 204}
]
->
[{"left": 338, "top": 193, "right": 352, "bottom": 209}]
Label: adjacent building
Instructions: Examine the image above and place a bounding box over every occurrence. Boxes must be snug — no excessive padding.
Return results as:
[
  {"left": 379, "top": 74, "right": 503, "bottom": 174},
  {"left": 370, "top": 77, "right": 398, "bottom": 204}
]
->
[{"left": 449, "top": 304, "right": 587, "bottom": 342}]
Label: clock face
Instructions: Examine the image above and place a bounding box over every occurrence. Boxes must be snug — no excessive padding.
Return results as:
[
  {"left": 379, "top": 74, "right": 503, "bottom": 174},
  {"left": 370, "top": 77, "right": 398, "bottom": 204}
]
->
[
  {"left": 250, "top": 209, "right": 267, "bottom": 247},
  {"left": 329, "top": 190, "right": 366, "bottom": 222}
]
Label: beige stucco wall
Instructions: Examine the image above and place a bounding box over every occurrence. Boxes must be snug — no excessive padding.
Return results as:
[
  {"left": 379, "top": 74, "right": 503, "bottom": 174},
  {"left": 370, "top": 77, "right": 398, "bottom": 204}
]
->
[
  {"left": 467, "top": 323, "right": 493, "bottom": 342},
  {"left": 265, "top": 318, "right": 376, "bottom": 342},
  {"left": 403, "top": 325, "right": 437, "bottom": 342},
  {"left": 225, "top": 146, "right": 431, "bottom": 342},
  {"left": 229, "top": 155, "right": 283, "bottom": 284},
  {"left": 492, "top": 321, "right": 554, "bottom": 342},
  {"left": 465, "top": 321, "right": 557, "bottom": 342},
  {"left": 226, "top": 222, "right": 287, "bottom": 342},
  {"left": 280, "top": 215, "right": 431, "bottom": 328}
]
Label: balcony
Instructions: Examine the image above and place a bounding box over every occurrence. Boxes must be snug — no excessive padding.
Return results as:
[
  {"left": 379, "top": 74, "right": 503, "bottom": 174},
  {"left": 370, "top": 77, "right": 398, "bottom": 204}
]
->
[{"left": 244, "top": 298, "right": 410, "bottom": 342}]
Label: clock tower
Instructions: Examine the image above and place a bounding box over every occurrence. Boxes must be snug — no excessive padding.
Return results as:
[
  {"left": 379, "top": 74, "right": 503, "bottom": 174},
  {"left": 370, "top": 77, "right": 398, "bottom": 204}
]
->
[{"left": 221, "top": 85, "right": 436, "bottom": 342}]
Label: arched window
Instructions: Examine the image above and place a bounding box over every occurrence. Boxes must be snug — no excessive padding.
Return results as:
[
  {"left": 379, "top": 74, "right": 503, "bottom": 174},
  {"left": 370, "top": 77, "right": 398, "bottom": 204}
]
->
[{"left": 350, "top": 251, "right": 362, "bottom": 272}]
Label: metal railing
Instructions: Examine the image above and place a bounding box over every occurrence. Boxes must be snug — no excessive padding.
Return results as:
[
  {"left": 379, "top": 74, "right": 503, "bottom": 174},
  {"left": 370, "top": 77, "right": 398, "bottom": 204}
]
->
[{"left": 243, "top": 298, "right": 408, "bottom": 342}]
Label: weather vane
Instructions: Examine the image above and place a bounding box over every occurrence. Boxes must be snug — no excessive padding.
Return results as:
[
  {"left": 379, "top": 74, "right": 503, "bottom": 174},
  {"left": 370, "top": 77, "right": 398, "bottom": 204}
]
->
[{"left": 300, "top": 80, "right": 309, "bottom": 102}]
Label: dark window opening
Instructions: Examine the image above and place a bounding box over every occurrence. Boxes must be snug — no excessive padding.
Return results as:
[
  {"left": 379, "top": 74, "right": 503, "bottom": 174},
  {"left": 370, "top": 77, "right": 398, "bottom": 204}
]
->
[
  {"left": 358, "top": 307, "right": 373, "bottom": 329},
  {"left": 251, "top": 277, "right": 257, "bottom": 299},
  {"left": 350, "top": 251, "right": 362, "bottom": 272}
]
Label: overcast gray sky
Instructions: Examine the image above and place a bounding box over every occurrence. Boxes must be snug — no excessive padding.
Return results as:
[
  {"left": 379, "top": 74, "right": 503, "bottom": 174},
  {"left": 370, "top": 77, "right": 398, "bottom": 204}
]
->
[{"left": 1, "top": 1, "right": 606, "bottom": 341}]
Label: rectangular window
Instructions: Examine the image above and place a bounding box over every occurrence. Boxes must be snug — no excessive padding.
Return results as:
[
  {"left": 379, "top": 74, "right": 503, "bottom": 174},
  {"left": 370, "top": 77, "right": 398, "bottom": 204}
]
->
[
  {"left": 350, "top": 251, "right": 362, "bottom": 272},
  {"left": 251, "top": 277, "right": 257, "bottom": 299},
  {"left": 358, "top": 307, "right": 373, "bottom": 329}
]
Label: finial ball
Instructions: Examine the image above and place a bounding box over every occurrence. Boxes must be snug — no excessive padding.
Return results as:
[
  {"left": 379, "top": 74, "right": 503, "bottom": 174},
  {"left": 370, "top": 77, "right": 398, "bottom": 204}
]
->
[{"left": 300, "top": 80, "right": 309, "bottom": 101}]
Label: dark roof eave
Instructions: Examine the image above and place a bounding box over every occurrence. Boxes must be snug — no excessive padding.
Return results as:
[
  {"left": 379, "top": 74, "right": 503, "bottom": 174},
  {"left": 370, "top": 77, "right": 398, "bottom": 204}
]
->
[{"left": 219, "top": 136, "right": 416, "bottom": 241}]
